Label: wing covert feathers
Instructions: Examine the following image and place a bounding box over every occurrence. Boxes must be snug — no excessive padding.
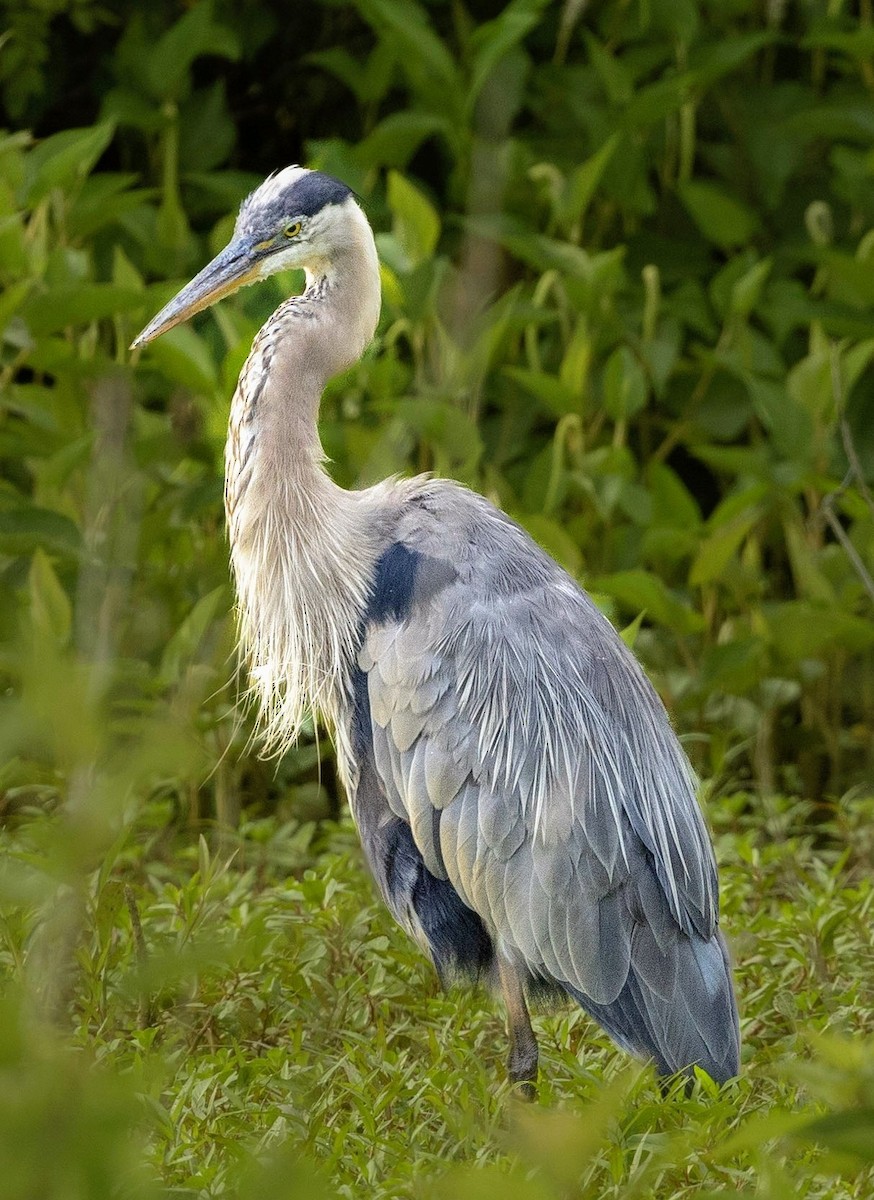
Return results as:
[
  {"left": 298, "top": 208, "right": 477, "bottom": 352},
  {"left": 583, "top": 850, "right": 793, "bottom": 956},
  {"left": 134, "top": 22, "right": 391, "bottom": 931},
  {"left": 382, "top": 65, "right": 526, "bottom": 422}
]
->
[{"left": 348, "top": 479, "right": 739, "bottom": 1082}]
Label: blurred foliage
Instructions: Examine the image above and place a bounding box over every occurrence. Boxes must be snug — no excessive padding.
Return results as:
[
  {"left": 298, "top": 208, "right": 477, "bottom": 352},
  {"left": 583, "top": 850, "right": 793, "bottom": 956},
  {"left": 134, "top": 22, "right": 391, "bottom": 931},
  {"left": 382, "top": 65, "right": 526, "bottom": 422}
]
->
[
  {"left": 1, "top": 792, "right": 873, "bottom": 1197},
  {"left": 1, "top": 0, "right": 874, "bottom": 1196}
]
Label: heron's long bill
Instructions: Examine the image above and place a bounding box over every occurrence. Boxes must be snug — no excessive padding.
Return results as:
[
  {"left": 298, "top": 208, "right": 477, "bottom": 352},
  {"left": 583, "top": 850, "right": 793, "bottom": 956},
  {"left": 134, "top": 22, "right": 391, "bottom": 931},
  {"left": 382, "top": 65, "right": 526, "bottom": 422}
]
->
[{"left": 131, "top": 237, "right": 258, "bottom": 348}]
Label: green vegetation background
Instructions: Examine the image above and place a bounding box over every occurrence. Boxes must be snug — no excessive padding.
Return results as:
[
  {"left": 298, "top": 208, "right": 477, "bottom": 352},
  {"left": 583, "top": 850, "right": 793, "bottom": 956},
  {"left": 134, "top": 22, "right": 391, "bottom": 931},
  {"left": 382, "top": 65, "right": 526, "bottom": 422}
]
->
[{"left": 1, "top": 0, "right": 873, "bottom": 1196}]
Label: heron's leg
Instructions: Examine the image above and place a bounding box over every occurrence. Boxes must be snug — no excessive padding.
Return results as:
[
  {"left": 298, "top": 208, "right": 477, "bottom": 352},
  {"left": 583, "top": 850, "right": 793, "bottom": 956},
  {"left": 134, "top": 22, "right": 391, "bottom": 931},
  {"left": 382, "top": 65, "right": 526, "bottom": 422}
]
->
[{"left": 497, "top": 955, "right": 538, "bottom": 1099}]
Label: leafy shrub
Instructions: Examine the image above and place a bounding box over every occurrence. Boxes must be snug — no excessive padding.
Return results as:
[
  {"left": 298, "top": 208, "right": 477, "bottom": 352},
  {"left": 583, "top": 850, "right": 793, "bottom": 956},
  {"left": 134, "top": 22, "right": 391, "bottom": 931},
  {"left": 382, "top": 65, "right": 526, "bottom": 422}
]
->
[
  {"left": 2, "top": 0, "right": 872, "bottom": 812},
  {"left": 1, "top": 1, "right": 874, "bottom": 1196}
]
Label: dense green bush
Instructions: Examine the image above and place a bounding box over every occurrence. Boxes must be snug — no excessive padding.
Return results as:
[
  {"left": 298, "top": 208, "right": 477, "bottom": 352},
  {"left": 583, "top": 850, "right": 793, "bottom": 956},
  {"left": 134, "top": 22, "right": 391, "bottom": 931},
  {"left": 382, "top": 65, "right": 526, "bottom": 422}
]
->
[
  {"left": 1, "top": 0, "right": 873, "bottom": 1196},
  {"left": 2, "top": 0, "right": 872, "bottom": 809}
]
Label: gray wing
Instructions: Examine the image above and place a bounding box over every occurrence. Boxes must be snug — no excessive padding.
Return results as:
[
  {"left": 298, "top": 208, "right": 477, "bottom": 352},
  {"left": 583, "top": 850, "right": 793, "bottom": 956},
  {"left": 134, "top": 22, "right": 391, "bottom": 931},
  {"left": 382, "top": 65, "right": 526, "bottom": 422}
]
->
[{"left": 355, "top": 482, "right": 719, "bottom": 1016}]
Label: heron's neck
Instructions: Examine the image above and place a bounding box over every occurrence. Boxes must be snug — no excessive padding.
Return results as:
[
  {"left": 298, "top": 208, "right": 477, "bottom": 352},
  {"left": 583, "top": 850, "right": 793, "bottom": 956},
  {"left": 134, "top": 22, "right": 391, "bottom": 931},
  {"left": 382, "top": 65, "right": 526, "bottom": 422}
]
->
[{"left": 225, "top": 215, "right": 383, "bottom": 749}]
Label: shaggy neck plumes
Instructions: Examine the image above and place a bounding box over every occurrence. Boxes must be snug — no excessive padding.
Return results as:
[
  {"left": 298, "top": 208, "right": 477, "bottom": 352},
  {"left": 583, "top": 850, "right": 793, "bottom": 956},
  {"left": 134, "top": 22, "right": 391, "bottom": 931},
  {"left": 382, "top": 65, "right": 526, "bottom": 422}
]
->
[{"left": 224, "top": 202, "right": 382, "bottom": 750}]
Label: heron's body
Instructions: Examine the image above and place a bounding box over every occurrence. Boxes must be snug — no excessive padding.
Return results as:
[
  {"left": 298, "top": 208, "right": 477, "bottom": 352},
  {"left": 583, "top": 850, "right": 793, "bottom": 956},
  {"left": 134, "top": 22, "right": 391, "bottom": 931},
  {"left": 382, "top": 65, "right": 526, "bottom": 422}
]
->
[{"left": 135, "top": 167, "right": 740, "bottom": 1090}]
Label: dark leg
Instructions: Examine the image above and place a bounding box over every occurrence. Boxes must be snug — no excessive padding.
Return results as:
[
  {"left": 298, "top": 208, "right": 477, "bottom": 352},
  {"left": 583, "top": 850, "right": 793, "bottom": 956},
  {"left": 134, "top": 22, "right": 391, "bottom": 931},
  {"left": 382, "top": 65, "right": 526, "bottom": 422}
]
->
[{"left": 497, "top": 955, "right": 538, "bottom": 1100}]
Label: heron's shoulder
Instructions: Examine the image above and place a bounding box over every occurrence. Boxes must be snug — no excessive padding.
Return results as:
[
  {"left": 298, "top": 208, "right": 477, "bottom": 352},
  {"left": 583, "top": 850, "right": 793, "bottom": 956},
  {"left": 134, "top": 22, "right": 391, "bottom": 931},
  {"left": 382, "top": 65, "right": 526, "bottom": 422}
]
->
[{"left": 380, "top": 476, "right": 559, "bottom": 581}]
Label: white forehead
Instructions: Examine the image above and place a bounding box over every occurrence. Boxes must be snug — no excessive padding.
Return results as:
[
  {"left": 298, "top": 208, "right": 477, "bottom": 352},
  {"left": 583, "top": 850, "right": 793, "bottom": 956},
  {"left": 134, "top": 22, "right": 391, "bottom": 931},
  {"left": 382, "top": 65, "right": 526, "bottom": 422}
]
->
[{"left": 253, "top": 165, "right": 309, "bottom": 208}]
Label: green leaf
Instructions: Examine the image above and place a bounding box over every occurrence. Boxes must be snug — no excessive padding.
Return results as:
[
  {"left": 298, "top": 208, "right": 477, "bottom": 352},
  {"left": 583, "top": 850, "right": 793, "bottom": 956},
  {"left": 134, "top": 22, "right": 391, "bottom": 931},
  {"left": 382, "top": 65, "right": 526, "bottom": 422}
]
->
[
  {"left": 602, "top": 346, "right": 648, "bottom": 419},
  {"left": 787, "top": 349, "right": 835, "bottom": 420},
  {"left": 307, "top": 49, "right": 372, "bottom": 101},
  {"left": 678, "top": 181, "right": 761, "bottom": 247},
  {"left": 647, "top": 463, "right": 701, "bottom": 530},
  {"left": 594, "top": 570, "right": 705, "bottom": 634},
  {"left": 468, "top": 0, "right": 550, "bottom": 108},
  {"left": 358, "top": 0, "right": 461, "bottom": 103},
  {"left": 67, "top": 174, "right": 154, "bottom": 241},
  {"left": 21, "top": 285, "right": 144, "bottom": 335},
  {"left": 358, "top": 112, "right": 452, "bottom": 169},
  {"left": 766, "top": 601, "right": 874, "bottom": 660},
  {"left": 504, "top": 367, "right": 578, "bottom": 417},
  {"left": 159, "top": 586, "right": 227, "bottom": 686},
  {"left": 689, "top": 508, "right": 761, "bottom": 587},
  {"left": 730, "top": 257, "right": 772, "bottom": 318},
  {"left": 0, "top": 280, "right": 31, "bottom": 336},
  {"left": 146, "top": 3, "right": 240, "bottom": 100},
  {"left": 793, "top": 1109, "right": 874, "bottom": 1161},
  {"left": 178, "top": 81, "right": 236, "bottom": 173},
  {"left": 0, "top": 506, "right": 82, "bottom": 558},
  {"left": 744, "top": 375, "right": 812, "bottom": 461},
  {"left": 619, "top": 609, "right": 645, "bottom": 649},
  {"left": 28, "top": 549, "right": 71, "bottom": 646},
  {"left": 698, "top": 639, "right": 765, "bottom": 695},
  {"left": 585, "top": 34, "right": 633, "bottom": 104},
  {"left": 139, "top": 324, "right": 218, "bottom": 394},
  {"left": 22, "top": 123, "right": 115, "bottom": 204},
  {"left": 564, "top": 133, "right": 621, "bottom": 226},
  {"left": 688, "top": 31, "right": 775, "bottom": 86},
  {"left": 387, "top": 171, "right": 440, "bottom": 268},
  {"left": 392, "top": 398, "right": 481, "bottom": 473}
]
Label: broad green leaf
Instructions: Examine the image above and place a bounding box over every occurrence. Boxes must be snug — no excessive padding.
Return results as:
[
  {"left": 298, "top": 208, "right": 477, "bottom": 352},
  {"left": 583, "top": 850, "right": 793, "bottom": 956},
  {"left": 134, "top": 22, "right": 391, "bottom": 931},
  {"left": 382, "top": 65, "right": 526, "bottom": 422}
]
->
[
  {"left": 803, "top": 28, "right": 874, "bottom": 58},
  {"left": 139, "top": 325, "right": 218, "bottom": 394},
  {"left": 358, "top": 0, "right": 461, "bottom": 103},
  {"left": 698, "top": 639, "right": 765, "bottom": 695},
  {"left": 358, "top": 112, "right": 452, "bottom": 169},
  {"left": 744, "top": 375, "right": 813, "bottom": 461},
  {"left": 678, "top": 181, "right": 761, "bottom": 246},
  {"left": 0, "top": 506, "right": 82, "bottom": 558},
  {"left": 504, "top": 367, "right": 578, "bottom": 417},
  {"left": 307, "top": 49, "right": 372, "bottom": 101},
  {"left": 731, "top": 257, "right": 772, "bottom": 317},
  {"left": 67, "top": 174, "right": 155, "bottom": 241},
  {"left": 820, "top": 248, "right": 874, "bottom": 307},
  {"left": 22, "top": 123, "right": 115, "bottom": 205},
  {"left": 594, "top": 570, "right": 705, "bottom": 633},
  {"left": 463, "top": 215, "right": 622, "bottom": 281},
  {"left": 468, "top": 0, "right": 551, "bottom": 108},
  {"left": 178, "top": 81, "right": 236, "bottom": 173},
  {"left": 619, "top": 609, "right": 645, "bottom": 649},
  {"left": 22, "top": 285, "right": 144, "bottom": 336},
  {"left": 146, "top": 3, "right": 240, "bottom": 100},
  {"left": 23, "top": 283, "right": 143, "bottom": 336},
  {"left": 783, "top": 519, "right": 836, "bottom": 604},
  {"left": 841, "top": 337, "right": 874, "bottom": 394},
  {"left": 787, "top": 349, "right": 834, "bottom": 419},
  {"left": 0, "top": 211, "right": 28, "bottom": 278},
  {"left": 387, "top": 171, "right": 440, "bottom": 268},
  {"left": 766, "top": 601, "right": 874, "bottom": 660},
  {"left": 690, "top": 508, "right": 761, "bottom": 587},
  {"left": 647, "top": 463, "right": 701, "bottom": 530},
  {"left": 392, "top": 398, "right": 481, "bottom": 473},
  {"left": 689, "top": 31, "right": 775, "bottom": 86}
]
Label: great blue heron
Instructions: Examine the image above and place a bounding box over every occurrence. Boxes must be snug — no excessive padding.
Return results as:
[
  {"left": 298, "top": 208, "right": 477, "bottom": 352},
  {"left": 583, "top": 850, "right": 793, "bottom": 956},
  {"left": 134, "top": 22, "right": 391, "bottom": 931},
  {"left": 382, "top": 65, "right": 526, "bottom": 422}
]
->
[{"left": 133, "top": 166, "right": 740, "bottom": 1093}]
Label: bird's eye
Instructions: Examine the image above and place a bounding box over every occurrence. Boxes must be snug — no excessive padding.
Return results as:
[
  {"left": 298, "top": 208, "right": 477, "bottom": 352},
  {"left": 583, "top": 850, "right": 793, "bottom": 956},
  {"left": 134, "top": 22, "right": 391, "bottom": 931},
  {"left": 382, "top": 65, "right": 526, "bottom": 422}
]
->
[{"left": 283, "top": 221, "right": 302, "bottom": 239}]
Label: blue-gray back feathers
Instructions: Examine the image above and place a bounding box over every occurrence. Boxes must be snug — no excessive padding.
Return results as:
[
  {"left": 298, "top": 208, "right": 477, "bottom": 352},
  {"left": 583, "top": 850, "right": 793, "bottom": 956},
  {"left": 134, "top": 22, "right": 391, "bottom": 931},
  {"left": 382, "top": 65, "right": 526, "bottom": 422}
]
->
[{"left": 346, "top": 479, "right": 739, "bottom": 1083}]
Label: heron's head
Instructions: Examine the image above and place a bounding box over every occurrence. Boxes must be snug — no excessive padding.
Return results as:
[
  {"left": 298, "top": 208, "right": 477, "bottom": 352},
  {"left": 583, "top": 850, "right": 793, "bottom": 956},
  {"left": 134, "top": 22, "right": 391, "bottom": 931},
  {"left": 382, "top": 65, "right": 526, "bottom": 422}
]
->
[{"left": 132, "top": 167, "right": 368, "bottom": 348}]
